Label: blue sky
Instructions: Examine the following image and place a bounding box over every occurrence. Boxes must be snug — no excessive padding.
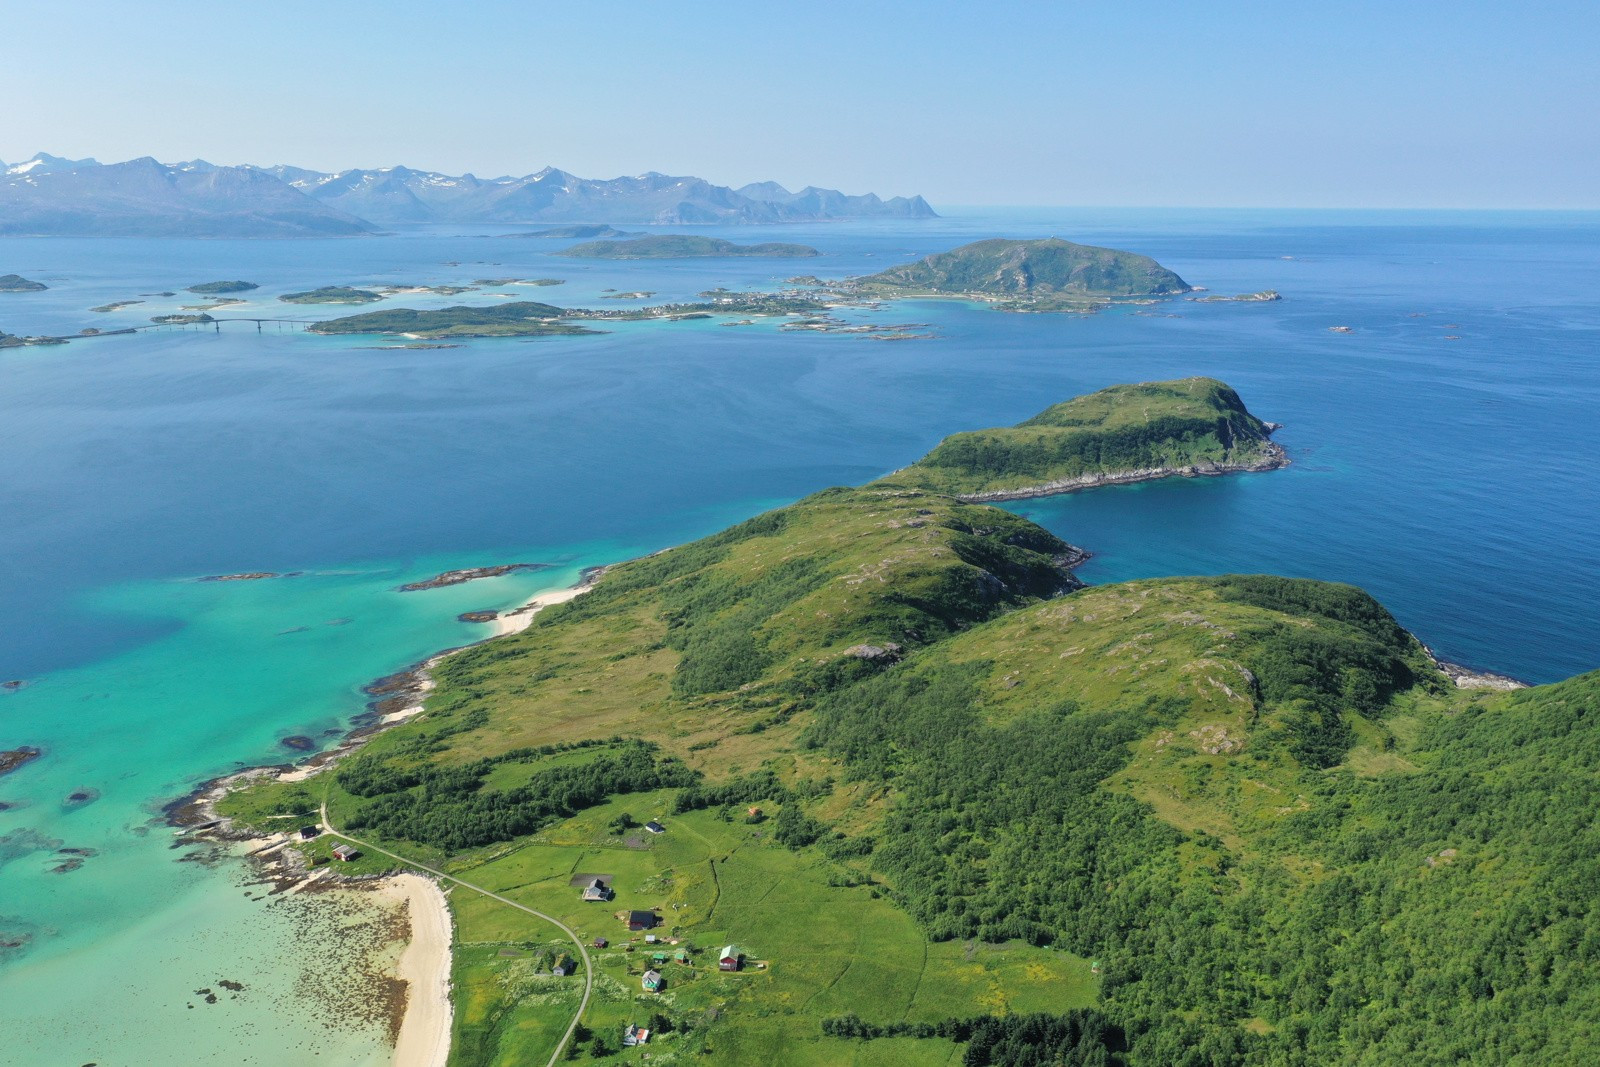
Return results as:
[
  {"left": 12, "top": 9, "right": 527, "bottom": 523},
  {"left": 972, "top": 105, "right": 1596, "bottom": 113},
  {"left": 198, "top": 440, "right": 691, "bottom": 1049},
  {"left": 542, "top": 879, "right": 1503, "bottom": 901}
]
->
[{"left": 7, "top": 1, "right": 1597, "bottom": 207}]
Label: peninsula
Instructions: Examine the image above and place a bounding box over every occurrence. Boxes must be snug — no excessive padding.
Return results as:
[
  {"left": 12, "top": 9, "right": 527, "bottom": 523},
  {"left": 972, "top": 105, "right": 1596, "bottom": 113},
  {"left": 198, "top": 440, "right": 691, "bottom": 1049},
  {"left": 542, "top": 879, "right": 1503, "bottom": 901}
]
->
[
  {"left": 887, "top": 377, "right": 1287, "bottom": 499},
  {"left": 211, "top": 376, "right": 1600, "bottom": 1062},
  {"left": 557, "top": 235, "right": 820, "bottom": 259}
]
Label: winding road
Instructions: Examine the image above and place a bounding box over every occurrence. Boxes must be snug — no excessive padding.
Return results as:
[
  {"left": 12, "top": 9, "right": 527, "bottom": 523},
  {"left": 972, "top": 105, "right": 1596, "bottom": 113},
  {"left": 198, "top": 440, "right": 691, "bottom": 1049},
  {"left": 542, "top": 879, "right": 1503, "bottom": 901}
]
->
[{"left": 319, "top": 800, "right": 593, "bottom": 1067}]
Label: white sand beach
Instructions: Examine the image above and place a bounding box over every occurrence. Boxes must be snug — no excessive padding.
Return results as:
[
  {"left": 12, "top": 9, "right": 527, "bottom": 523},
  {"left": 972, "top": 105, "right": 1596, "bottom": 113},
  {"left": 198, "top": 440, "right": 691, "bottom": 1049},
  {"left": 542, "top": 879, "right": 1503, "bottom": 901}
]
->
[
  {"left": 382, "top": 874, "right": 454, "bottom": 1067},
  {"left": 492, "top": 584, "right": 589, "bottom": 636}
]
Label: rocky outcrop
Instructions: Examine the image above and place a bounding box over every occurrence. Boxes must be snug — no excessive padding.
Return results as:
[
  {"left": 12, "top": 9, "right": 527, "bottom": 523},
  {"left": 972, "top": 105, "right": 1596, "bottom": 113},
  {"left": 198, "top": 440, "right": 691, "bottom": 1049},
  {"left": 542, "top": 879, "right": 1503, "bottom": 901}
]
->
[
  {"left": 397, "top": 563, "right": 549, "bottom": 591},
  {"left": 0, "top": 747, "right": 42, "bottom": 778}
]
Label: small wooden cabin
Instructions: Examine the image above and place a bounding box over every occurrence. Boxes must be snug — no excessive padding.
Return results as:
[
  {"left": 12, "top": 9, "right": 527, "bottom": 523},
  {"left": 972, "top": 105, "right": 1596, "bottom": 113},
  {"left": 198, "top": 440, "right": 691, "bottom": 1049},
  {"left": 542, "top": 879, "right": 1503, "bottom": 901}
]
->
[{"left": 719, "top": 945, "right": 742, "bottom": 972}]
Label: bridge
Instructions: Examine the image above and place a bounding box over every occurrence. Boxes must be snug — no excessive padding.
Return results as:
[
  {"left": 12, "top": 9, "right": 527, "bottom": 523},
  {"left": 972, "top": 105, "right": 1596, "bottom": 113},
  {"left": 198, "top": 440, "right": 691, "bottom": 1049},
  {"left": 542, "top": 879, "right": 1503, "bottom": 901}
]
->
[{"left": 45, "top": 317, "right": 322, "bottom": 343}]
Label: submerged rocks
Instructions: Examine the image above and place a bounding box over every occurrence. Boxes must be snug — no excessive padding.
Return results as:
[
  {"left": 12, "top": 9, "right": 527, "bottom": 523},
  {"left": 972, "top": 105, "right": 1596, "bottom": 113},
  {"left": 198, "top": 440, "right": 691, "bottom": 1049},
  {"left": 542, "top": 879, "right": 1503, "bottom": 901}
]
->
[
  {"left": 280, "top": 735, "right": 316, "bottom": 752},
  {"left": 61, "top": 787, "right": 101, "bottom": 809}
]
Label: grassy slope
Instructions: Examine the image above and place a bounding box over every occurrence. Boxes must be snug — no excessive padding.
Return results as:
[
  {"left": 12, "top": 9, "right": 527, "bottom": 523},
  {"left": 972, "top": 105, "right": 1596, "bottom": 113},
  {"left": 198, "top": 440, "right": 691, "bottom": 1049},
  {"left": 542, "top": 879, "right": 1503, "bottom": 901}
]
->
[
  {"left": 887, "top": 377, "right": 1283, "bottom": 497},
  {"left": 218, "top": 381, "right": 1600, "bottom": 1065},
  {"left": 858, "top": 238, "right": 1190, "bottom": 300}
]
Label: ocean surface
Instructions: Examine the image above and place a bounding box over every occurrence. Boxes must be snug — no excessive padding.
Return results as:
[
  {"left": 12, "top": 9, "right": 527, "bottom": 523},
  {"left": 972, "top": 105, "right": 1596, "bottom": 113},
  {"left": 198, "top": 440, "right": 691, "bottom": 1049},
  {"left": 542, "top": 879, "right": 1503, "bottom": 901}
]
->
[{"left": 2, "top": 208, "right": 1598, "bottom": 1063}]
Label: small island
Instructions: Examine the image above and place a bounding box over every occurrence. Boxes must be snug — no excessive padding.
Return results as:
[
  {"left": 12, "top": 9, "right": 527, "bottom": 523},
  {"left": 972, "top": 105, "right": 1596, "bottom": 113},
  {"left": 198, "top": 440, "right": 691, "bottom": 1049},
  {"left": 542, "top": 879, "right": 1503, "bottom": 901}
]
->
[
  {"left": 0, "top": 274, "right": 48, "bottom": 292},
  {"left": 851, "top": 237, "right": 1191, "bottom": 310},
  {"left": 885, "top": 376, "right": 1286, "bottom": 500},
  {"left": 308, "top": 302, "right": 595, "bottom": 340},
  {"left": 150, "top": 313, "right": 215, "bottom": 325},
  {"left": 186, "top": 280, "right": 259, "bottom": 294},
  {"left": 1188, "top": 289, "right": 1282, "bottom": 303},
  {"left": 90, "top": 300, "right": 143, "bottom": 313},
  {"left": 280, "top": 286, "right": 383, "bottom": 305},
  {"left": 557, "top": 235, "right": 820, "bottom": 259},
  {"left": 502, "top": 224, "right": 645, "bottom": 239}
]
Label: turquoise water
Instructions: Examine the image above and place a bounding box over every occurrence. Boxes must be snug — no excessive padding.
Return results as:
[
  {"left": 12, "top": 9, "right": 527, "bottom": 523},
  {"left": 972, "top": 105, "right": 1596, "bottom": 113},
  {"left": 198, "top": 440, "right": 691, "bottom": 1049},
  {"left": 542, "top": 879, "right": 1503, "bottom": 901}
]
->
[{"left": 2, "top": 209, "right": 1598, "bottom": 1062}]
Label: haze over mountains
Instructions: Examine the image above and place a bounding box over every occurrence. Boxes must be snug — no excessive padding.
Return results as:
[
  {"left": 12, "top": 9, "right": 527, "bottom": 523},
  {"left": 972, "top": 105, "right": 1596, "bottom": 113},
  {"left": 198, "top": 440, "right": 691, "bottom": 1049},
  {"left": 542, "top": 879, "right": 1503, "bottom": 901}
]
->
[{"left": 0, "top": 153, "right": 936, "bottom": 237}]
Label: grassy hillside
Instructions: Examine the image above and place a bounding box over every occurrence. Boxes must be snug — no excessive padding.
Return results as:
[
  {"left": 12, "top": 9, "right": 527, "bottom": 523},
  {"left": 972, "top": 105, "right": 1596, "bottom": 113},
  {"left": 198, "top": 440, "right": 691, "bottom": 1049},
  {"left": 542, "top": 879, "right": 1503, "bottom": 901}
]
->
[
  {"left": 890, "top": 377, "right": 1286, "bottom": 499},
  {"left": 215, "top": 380, "right": 1600, "bottom": 1066},
  {"left": 858, "top": 238, "right": 1190, "bottom": 303},
  {"left": 558, "top": 235, "right": 819, "bottom": 259}
]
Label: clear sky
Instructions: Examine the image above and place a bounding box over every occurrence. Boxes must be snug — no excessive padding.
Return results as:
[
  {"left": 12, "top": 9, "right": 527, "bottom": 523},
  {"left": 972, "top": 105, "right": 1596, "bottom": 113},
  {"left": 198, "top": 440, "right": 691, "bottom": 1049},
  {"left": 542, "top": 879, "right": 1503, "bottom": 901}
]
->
[{"left": 6, "top": 0, "right": 1597, "bottom": 208}]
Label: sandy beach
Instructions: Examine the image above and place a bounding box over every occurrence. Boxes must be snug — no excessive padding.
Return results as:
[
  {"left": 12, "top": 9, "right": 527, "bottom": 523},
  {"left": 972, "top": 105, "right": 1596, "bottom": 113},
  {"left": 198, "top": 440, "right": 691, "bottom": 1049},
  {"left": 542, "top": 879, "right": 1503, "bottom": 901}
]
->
[
  {"left": 492, "top": 584, "right": 589, "bottom": 636},
  {"left": 382, "top": 874, "right": 454, "bottom": 1067}
]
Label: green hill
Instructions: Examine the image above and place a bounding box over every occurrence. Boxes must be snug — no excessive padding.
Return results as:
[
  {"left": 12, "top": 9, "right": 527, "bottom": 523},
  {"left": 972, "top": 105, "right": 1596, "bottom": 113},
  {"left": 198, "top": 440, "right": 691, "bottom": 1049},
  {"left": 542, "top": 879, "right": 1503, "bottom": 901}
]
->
[
  {"left": 859, "top": 237, "right": 1190, "bottom": 304},
  {"left": 216, "top": 380, "right": 1600, "bottom": 1066},
  {"left": 558, "top": 235, "right": 820, "bottom": 259},
  {"left": 307, "top": 301, "right": 592, "bottom": 339},
  {"left": 889, "top": 377, "right": 1286, "bottom": 499},
  {"left": 186, "top": 280, "right": 258, "bottom": 294}
]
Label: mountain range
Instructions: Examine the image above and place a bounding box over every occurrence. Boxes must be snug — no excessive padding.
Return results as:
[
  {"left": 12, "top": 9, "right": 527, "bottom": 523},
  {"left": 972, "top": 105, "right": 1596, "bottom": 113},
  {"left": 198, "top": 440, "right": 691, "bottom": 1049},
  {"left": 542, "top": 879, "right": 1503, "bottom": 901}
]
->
[{"left": 0, "top": 154, "right": 937, "bottom": 238}]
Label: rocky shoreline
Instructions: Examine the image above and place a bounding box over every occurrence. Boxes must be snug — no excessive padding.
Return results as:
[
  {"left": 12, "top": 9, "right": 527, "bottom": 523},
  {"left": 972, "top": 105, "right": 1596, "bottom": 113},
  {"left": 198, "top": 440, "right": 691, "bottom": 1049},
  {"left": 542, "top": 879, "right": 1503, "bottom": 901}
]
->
[{"left": 951, "top": 442, "right": 1290, "bottom": 503}]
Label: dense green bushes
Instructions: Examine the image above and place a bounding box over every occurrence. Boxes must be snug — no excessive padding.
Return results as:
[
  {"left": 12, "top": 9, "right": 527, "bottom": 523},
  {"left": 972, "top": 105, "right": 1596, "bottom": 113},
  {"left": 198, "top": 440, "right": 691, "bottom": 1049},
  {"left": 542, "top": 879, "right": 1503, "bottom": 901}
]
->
[{"left": 338, "top": 740, "right": 696, "bottom": 852}]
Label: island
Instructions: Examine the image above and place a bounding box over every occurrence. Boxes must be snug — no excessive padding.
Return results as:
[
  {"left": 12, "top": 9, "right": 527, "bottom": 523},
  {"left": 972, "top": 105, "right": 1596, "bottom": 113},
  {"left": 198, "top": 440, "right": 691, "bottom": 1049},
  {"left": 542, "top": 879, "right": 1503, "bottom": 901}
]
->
[
  {"left": 150, "top": 313, "right": 215, "bottom": 325},
  {"left": 307, "top": 302, "right": 595, "bottom": 340},
  {"left": 557, "top": 235, "right": 820, "bottom": 259},
  {"left": 89, "top": 300, "right": 143, "bottom": 313},
  {"left": 186, "top": 280, "right": 258, "bottom": 294},
  {"left": 502, "top": 225, "right": 645, "bottom": 239},
  {"left": 0, "top": 274, "right": 47, "bottom": 292},
  {"left": 280, "top": 286, "right": 383, "bottom": 305},
  {"left": 885, "top": 377, "right": 1287, "bottom": 499},
  {"left": 851, "top": 236, "right": 1191, "bottom": 310},
  {"left": 1188, "top": 289, "right": 1282, "bottom": 303}
]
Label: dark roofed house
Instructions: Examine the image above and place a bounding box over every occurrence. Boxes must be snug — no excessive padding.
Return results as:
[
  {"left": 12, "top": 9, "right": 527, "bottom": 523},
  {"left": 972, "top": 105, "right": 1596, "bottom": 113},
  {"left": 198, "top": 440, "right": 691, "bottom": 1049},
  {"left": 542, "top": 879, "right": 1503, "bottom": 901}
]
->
[
  {"left": 627, "top": 910, "right": 658, "bottom": 931},
  {"left": 298, "top": 826, "right": 320, "bottom": 840},
  {"left": 331, "top": 843, "right": 359, "bottom": 862},
  {"left": 644, "top": 820, "right": 665, "bottom": 834}
]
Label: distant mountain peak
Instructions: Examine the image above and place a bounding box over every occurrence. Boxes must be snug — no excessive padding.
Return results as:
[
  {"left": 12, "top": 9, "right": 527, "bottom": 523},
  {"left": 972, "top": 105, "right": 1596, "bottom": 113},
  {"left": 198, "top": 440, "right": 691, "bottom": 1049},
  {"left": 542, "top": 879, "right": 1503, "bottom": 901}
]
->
[
  {"left": 0, "top": 155, "right": 937, "bottom": 235},
  {"left": 6, "top": 152, "right": 99, "bottom": 176}
]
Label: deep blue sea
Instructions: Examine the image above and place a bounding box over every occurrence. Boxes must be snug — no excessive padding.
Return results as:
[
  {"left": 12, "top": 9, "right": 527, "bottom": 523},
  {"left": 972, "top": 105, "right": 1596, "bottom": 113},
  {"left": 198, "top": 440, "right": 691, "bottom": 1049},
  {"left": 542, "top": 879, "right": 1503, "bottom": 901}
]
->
[{"left": 1, "top": 208, "right": 1597, "bottom": 1062}]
